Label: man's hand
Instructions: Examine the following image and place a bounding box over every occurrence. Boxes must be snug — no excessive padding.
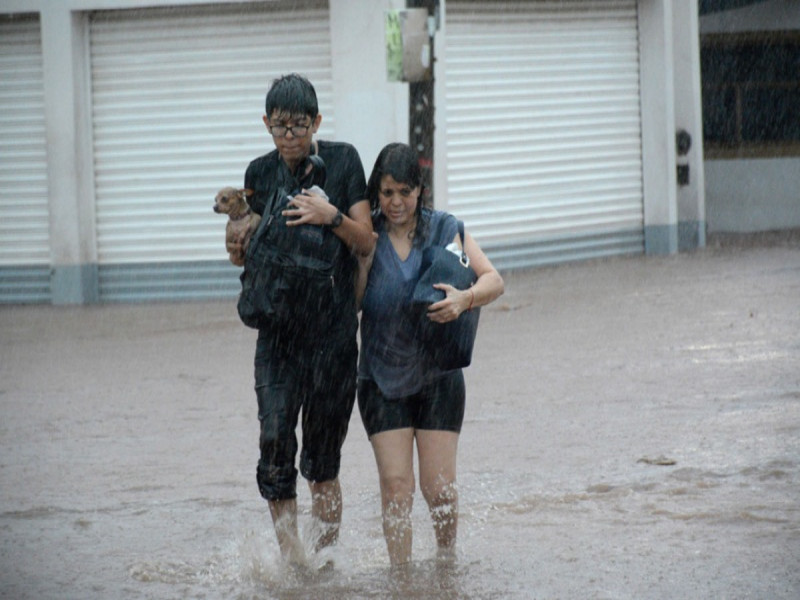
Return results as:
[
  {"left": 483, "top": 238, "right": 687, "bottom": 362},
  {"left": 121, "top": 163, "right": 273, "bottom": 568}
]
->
[
  {"left": 226, "top": 240, "right": 245, "bottom": 266},
  {"left": 226, "top": 227, "right": 250, "bottom": 266},
  {"left": 282, "top": 186, "right": 337, "bottom": 226}
]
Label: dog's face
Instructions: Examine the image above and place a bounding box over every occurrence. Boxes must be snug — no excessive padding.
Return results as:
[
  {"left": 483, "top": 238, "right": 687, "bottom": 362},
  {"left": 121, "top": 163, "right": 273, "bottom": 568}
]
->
[{"left": 214, "top": 187, "right": 245, "bottom": 215}]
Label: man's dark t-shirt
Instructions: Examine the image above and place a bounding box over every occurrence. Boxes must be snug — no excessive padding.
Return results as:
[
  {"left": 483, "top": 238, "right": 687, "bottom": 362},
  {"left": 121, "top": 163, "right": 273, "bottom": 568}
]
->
[{"left": 244, "top": 140, "right": 366, "bottom": 342}]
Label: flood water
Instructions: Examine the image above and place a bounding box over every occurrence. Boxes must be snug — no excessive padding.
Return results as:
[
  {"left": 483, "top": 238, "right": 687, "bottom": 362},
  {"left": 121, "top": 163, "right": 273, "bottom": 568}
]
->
[{"left": 1, "top": 241, "right": 799, "bottom": 599}]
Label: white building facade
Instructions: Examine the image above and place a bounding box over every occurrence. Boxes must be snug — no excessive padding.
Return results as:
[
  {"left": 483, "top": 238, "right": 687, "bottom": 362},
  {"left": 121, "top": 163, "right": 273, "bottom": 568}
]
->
[{"left": 0, "top": 0, "right": 705, "bottom": 304}]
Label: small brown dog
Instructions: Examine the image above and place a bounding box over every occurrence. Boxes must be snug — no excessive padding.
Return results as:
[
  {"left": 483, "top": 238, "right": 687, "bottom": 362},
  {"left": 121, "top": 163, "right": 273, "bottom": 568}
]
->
[{"left": 213, "top": 187, "right": 261, "bottom": 266}]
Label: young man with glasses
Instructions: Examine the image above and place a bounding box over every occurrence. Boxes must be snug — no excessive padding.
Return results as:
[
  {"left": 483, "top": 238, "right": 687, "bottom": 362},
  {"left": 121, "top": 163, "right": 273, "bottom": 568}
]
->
[{"left": 241, "top": 73, "right": 374, "bottom": 565}]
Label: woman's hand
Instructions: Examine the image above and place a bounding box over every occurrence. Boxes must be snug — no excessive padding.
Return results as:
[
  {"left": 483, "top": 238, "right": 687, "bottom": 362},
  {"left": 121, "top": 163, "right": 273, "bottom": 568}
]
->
[{"left": 426, "top": 284, "right": 473, "bottom": 323}]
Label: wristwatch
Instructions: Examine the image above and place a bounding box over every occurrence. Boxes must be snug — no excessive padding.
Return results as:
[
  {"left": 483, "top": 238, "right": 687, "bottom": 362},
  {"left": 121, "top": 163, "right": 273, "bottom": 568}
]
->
[{"left": 329, "top": 210, "right": 344, "bottom": 229}]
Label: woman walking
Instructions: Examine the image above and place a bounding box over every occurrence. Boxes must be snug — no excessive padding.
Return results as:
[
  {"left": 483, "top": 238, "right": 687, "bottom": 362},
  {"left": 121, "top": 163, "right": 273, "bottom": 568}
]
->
[{"left": 357, "top": 143, "right": 504, "bottom": 565}]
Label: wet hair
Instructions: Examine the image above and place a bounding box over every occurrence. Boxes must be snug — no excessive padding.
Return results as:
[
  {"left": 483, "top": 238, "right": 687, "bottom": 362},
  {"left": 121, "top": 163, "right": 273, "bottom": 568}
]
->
[
  {"left": 366, "top": 143, "right": 429, "bottom": 245},
  {"left": 265, "top": 73, "right": 318, "bottom": 121}
]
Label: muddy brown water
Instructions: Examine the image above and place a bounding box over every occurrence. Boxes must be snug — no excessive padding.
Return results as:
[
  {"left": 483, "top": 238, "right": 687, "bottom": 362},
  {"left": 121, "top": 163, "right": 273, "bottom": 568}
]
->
[{"left": 2, "top": 240, "right": 799, "bottom": 599}]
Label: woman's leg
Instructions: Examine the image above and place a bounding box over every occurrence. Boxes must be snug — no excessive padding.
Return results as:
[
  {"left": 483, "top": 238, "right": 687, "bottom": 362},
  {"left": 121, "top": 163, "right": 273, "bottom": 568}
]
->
[
  {"left": 370, "top": 428, "right": 416, "bottom": 565},
  {"left": 416, "top": 430, "right": 459, "bottom": 557}
]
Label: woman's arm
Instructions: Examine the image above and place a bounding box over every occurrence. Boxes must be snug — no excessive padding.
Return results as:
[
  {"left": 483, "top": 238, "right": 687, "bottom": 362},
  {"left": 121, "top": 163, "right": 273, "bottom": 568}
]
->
[
  {"left": 354, "top": 241, "right": 376, "bottom": 312},
  {"left": 341, "top": 200, "right": 377, "bottom": 257},
  {"left": 427, "top": 232, "right": 504, "bottom": 323}
]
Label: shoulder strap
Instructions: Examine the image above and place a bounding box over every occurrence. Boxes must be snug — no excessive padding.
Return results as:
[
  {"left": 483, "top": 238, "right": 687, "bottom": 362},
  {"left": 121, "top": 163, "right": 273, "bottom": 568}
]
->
[
  {"left": 432, "top": 213, "right": 468, "bottom": 264},
  {"left": 431, "top": 213, "right": 447, "bottom": 244},
  {"left": 433, "top": 213, "right": 466, "bottom": 246},
  {"left": 248, "top": 187, "right": 284, "bottom": 219},
  {"left": 456, "top": 220, "right": 469, "bottom": 266}
]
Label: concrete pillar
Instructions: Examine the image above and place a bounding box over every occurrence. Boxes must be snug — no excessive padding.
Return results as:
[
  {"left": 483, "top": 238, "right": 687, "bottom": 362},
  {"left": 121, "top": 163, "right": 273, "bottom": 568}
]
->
[
  {"left": 329, "top": 0, "right": 408, "bottom": 173},
  {"left": 638, "top": 0, "right": 678, "bottom": 255},
  {"left": 40, "top": 6, "right": 97, "bottom": 303},
  {"left": 673, "top": 0, "right": 706, "bottom": 250},
  {"left": 433, "top": 0, "right": 447, "bottom": 213}
]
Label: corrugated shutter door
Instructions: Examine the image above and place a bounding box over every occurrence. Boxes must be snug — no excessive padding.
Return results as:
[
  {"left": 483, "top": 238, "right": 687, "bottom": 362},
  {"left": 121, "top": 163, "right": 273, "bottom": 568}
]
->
[
  {"left": 445, "top": 0, "right": 644, "bottom": 269},
  {"left": 89, "top": 0, "right": 333, "bottom": 301},
  {"left": 0, "top": 14, "right": 51, "bottom": 303}
]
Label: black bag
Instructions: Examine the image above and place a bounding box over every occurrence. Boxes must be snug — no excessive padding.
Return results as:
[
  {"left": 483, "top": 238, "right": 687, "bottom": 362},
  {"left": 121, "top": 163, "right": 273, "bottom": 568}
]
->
[
  {"left": 411, "top": 218, "right": 480, "bottom": 370},
  {"left": 237, "top": 156, "right": 341, "bottom": 337}
]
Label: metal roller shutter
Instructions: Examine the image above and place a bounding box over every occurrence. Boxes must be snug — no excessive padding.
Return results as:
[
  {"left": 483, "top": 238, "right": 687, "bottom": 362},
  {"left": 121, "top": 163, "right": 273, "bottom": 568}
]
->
[
  {"left": 0, "top": 14, "right": 51, "bottom": 303},
  {"left": 445, "top": 0, "right": 644, "bottom": 269},
  {"left": 89, "top": 0, "right": 333, "bottom": 301}
]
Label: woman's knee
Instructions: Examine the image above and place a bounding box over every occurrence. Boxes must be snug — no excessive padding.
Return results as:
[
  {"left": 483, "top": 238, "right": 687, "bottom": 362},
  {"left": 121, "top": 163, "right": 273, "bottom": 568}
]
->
[
  {"left": 381, "top": 473, "right": 415, "bottom": 505},
  {"left": 421, "top": 476, "right": 457, "bottom": 508}
]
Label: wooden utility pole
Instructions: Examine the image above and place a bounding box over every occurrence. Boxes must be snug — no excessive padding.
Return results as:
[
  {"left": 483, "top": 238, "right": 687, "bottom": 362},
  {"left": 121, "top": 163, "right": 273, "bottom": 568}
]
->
[{"left": 407, "top": 0, "right": 438, "bottom": 207}]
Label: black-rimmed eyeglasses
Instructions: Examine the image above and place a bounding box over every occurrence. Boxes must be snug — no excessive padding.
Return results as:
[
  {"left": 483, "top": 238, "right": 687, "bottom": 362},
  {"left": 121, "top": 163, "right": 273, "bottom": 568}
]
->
[{"left": 268, "top": 123, "right": 311, "bottom": 138}]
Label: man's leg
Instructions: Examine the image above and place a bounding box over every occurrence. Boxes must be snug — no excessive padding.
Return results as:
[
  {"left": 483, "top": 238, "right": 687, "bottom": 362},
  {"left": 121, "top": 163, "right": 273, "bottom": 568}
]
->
[
  {"left": 301, "top": 335, "right": 357, "bottom": 553},
  {"left": 308, "top": 477, "right": 343, "bottom": 551},
  {"left": 255, "top": 353, "right": 304, "bottom": 564},
  {"left": 268, "top": 498, "right": 304, "bottom": 564}
]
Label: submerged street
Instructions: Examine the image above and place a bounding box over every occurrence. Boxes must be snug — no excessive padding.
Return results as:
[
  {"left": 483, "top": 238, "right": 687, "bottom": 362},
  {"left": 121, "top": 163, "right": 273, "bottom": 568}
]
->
[{"left": 1, "top": 235, "right": 798, "bottom": 599}]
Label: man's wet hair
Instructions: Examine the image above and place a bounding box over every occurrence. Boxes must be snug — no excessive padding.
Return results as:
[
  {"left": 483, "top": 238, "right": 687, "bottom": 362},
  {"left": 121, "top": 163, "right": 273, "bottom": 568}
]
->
[{"left": 265, "top": 73, "right": 319, "bottom": 120}]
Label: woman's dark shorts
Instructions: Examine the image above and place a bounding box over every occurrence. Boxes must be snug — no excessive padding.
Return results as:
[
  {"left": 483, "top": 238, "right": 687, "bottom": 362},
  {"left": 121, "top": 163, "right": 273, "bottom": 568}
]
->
[
  {"left": 254, "top": 332, "right": 357, "bottom": 501},
  {"left": 357, "top": 370, "right": 465, "bottom": 437}
]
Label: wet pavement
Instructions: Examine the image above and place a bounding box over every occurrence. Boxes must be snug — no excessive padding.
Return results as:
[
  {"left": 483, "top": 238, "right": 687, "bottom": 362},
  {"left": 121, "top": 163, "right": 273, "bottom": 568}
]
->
[{"left": 1, "top": 233, "right": 799, "bottom": 599}]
